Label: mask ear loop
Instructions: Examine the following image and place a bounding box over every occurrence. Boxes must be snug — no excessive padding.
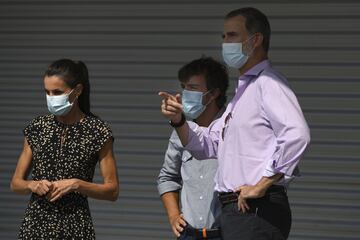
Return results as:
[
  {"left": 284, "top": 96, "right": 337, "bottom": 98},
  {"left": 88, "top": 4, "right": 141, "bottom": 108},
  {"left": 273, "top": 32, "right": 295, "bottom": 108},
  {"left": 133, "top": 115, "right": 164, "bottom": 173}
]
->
[
  {"left": 66, "top": 88, "right": 75, "bottom": 96},
  {"left": 242, "top": 34, "right": 257, "bottom": 56},
  {"left": 202, "top": 89, "right": 215, "bottom": 107},
  {"left": 68, "top": 88, "right": 79, "bottom": 104}
]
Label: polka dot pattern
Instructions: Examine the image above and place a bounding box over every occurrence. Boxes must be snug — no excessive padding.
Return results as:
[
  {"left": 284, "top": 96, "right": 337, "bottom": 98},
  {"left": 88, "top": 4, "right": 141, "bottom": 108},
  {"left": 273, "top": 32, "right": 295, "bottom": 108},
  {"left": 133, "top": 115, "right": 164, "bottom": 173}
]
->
[{"left": 18, "top": 114, "right": 113, "bottom": 239}]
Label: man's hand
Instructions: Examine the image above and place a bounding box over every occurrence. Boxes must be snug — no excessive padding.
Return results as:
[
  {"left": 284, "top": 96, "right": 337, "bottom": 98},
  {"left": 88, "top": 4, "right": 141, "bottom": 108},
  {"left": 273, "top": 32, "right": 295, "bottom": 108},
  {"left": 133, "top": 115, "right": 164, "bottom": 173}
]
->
[
  {"left": 169, "top": 213, "right": 187, "bottom": 237},
  {"left": 235, "top": 174, "right": 284, "bottom": 212},
  {"left": 159, "top": 92, "right": 183, "bottom": 123},
  {"left": 28, "top": 180, "right": 52, "bottom": 196},
  {"left": 235, "top": 185, "right": 266, "bottom": 213},
  {"left": 48, "top": 179, "right": 79, "bottom": 202}
]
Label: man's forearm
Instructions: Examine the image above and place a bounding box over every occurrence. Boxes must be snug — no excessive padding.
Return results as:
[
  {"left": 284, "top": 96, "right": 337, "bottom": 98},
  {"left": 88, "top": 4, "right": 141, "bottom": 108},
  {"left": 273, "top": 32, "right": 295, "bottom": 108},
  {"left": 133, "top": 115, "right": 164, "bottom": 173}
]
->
[
  {"left": 256, "top": 173, "right": 284, "bottom": 192},
  {"left": 174, "top": 122, "right": 189, "bottom": 147},
  {"left": 161, "top": 190, "right": 187, "bottom": 237},
  {"left": 161, "top": 191, "right": 181, "bottom": 220}
]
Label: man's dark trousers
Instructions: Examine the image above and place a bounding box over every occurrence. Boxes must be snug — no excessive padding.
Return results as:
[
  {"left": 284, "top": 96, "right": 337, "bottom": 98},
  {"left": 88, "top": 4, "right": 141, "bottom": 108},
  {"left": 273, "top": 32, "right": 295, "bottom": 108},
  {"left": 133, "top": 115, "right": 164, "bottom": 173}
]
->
[{"left": 220, "top": 186, "right": 291, "bottom": 240}]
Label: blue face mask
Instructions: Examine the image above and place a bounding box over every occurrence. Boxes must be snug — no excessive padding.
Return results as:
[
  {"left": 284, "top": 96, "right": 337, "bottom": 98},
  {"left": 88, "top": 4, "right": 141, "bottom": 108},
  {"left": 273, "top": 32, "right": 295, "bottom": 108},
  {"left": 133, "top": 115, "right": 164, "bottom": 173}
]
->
[
  {"left": 46, "top": 89, "right": 76, "bottom": 116},
  {"left": 222, "top": 35, "right": 255, "bottom": 69},
  {"left": 222, "top": 42, "right": 248, "bottom": 69},
  {"left": 182, "top": 89, "right": 211, "bottom": 120}
]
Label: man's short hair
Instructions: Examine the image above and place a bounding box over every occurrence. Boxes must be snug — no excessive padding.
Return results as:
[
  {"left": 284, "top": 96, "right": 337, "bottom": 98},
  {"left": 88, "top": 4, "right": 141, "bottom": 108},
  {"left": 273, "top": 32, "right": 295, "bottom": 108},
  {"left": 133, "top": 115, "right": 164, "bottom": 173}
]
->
[
  {"left": 178, "top": 57, "right": 229, "bottom": 109},
  {"left": 226, "top": 7, "right": 271, "bottom": 52}
]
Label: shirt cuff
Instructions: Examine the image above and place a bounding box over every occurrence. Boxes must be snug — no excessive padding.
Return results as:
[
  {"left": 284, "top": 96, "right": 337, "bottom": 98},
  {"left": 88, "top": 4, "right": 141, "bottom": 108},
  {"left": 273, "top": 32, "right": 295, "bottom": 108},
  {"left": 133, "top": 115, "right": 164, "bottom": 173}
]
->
[
  {"left": 157, "top": 181, "right": 182, "bottom": 196},
  {"left": 263, "top": 166, "right": 301, "bottom": 185}
]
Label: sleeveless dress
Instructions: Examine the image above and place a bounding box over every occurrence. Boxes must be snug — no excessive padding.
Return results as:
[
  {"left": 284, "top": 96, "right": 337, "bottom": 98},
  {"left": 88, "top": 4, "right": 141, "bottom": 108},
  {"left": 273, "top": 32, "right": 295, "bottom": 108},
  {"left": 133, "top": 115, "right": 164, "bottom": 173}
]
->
[{"left": 18, "top": 114, "right": 113, "bottom": 239}]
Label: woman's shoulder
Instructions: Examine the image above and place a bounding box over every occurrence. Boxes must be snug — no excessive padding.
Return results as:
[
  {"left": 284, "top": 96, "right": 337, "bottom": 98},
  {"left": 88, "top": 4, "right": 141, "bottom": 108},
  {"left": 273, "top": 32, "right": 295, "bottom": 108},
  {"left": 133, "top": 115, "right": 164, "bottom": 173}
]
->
[
  {"left": 84, "top": 115, "right": 114, "bottom": 148},
  {"left": 23, "top": 115, "right": 54, "bottom": 139},
  {"left": 85, "top": 115, "right": 112, "bottom": 132},
  {"left": 26, "top": 114, "right": 54, "bottom": 128}
]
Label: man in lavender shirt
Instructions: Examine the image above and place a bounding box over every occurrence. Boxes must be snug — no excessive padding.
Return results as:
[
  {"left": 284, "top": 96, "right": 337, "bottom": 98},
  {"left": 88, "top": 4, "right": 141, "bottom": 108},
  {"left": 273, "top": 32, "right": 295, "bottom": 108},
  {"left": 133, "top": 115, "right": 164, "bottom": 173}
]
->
[{"left": 159, "top": 7, "right": 310, "bottom": 240}]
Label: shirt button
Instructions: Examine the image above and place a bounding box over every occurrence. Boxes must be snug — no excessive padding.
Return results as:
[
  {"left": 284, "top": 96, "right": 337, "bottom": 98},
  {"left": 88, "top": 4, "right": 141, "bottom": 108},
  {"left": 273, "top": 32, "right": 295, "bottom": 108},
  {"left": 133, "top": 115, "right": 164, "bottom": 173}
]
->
[
  {"left": 200, "top": 175, "right": 203, "bottom": 179},
  {"left": 199, "top": 196, "right": 203, "bottom": 200}
]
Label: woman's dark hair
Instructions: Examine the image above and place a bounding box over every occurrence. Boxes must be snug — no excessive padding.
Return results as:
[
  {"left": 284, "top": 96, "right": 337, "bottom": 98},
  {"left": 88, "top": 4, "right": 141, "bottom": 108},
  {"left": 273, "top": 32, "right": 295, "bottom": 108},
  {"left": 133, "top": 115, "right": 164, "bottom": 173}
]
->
[
  {"left": 178, "top": 57, "right": 229, "bottom": 109},
  {"left": 44, "top": 59, "right": 95, "bottom": 117},
  {"left": 226, "top": 7, "right": 271, "bottom": 52}
]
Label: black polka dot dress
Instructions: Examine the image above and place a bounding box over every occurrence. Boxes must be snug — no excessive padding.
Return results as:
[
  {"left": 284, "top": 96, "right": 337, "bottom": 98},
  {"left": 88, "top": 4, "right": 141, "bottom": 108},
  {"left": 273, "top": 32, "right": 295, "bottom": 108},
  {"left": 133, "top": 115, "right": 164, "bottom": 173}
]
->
[{"left": 18, "top": 114, "right": 113, "bottom": 240}]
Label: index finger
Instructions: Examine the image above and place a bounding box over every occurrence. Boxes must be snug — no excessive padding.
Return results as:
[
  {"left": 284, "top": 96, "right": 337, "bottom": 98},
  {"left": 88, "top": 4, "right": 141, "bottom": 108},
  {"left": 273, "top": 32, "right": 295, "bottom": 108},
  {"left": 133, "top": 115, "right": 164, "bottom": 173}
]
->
[{"left": 158, "top": 91, "right": 176, "bottom": 100}]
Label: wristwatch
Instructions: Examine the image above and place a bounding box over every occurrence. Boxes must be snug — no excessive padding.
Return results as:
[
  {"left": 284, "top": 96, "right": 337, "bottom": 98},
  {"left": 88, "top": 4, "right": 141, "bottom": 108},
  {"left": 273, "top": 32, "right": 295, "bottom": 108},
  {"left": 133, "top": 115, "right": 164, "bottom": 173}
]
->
[{"left": 169, "top": 114, "right": 186, "bottom": 128}]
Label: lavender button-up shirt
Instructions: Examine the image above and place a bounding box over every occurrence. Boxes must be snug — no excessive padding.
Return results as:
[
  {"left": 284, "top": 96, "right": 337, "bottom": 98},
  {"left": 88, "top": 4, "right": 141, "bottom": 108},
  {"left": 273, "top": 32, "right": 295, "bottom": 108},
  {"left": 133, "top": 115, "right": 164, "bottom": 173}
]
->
[{"left": 185, "top": 60, "right": 310, "bottom": 192}]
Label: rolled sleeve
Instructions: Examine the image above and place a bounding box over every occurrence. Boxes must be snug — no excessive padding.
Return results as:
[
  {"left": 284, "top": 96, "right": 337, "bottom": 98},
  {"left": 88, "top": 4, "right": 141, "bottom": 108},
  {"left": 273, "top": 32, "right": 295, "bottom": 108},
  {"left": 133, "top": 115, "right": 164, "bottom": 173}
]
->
[
  {"left": 261, "top": 73, "right": 311, "bottom": 178},
  {"left": 157, "top": 181, "right": 182, "bottom": 196},
  {"left": 157, "top": 131, "right": 184, "bottom": 196},
  {"left": 263, "top": 127, "right": 310, "bottom": 178}
]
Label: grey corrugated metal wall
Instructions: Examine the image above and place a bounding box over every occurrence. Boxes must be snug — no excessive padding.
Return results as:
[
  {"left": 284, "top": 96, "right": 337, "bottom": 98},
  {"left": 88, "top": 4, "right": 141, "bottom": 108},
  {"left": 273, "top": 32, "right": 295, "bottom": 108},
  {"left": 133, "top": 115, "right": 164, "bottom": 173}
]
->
[{"left": 0, "top": 0, "right": 359, "bottom": 239}]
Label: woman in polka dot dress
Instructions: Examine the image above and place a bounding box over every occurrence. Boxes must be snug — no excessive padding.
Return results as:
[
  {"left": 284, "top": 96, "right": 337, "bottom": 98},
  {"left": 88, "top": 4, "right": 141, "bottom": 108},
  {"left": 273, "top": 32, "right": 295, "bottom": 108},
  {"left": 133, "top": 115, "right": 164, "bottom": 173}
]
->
[{"left": 11, "top": 59, "right": 119, "bottom": 239}]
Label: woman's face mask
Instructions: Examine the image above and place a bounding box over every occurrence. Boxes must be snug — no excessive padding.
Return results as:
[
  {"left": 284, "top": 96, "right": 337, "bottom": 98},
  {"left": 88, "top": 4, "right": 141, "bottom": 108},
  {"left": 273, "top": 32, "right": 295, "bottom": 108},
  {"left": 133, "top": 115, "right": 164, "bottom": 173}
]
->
[
  {"left": 182, "top": 89, "right": 212, "bottom": 120},
  {"left": 46, "top": 89, "right": 76, "bottom": 116}
]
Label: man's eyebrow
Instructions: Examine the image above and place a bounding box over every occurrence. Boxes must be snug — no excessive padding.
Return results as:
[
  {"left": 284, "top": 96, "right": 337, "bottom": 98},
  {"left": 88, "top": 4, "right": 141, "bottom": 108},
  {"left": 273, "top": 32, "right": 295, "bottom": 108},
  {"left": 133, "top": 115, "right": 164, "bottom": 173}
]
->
[
  {"left": 187, "top": 83, "right": 201, "bottom": 87},
  {"left": 226, "top": 31, "right": 239, "bottom": 36}
]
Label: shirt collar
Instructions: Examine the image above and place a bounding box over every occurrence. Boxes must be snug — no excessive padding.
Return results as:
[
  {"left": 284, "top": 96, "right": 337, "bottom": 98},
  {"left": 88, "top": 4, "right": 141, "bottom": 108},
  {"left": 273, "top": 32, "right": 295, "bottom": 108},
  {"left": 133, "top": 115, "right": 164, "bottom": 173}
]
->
[{"left": 238, "top": 59, "right": 271, "bottom": 83}]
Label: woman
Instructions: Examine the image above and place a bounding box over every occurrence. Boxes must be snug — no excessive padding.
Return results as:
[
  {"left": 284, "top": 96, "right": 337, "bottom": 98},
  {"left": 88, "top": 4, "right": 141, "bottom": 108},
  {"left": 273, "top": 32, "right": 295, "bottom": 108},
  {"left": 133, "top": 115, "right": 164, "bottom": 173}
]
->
[{"left": 10, "top": 59, "right": 119, "bottom": 239}]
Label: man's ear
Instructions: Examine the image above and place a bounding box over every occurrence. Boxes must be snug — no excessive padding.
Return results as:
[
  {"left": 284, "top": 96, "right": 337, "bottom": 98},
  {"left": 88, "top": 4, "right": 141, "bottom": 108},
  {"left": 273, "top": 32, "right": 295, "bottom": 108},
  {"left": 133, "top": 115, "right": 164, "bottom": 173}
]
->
[
  {"left": 253, "top": 33, "right": 264, "bottom": 49},
  {"left": 210, "top": 88, "right": 221, "bottom": 101}
]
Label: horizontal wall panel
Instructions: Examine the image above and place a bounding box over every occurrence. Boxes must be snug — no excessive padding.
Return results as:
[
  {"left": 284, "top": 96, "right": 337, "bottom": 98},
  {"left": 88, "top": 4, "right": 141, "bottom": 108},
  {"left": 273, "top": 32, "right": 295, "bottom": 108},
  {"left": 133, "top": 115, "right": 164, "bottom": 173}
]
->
[
  {"left": 292, "top": 207, "right": 359, "bottom": 223},
  {"left": 2, "top": 18, "right": 360, "bottom": 33},
  {"left": 1, "top": 3, "right": 359, "bottom": 18},
  {"left": 1, "top": 33, "right": 360, "bottom": 49}
]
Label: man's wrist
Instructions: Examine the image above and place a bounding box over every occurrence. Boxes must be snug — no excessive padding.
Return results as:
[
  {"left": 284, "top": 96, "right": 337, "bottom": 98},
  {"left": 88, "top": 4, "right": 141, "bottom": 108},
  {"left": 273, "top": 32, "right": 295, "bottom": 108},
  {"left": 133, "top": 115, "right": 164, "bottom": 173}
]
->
[
  {"left": 169, "top": 114, "right": 185, "bottom": 128},
  {"left": 168, "top": 212, "right": 181, "bottom": 222},
  {"left": 256, "top": 174, "right": 283, "bottom": 192},
  {"left": 254, "top": 182, "right": 268, "bottom": 195},
  {"left": 256, "top": 178, "right": 273, "bottom": 192}
]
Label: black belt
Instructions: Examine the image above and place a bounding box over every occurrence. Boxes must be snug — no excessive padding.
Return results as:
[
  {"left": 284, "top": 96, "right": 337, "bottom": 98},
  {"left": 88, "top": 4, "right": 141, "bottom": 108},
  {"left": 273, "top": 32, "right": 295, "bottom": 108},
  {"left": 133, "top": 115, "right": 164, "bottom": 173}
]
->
[
  {"left": 218, "top": 192, "right": 238, "bottom": 205},
  {"left": 218, "top": 185, "right": 286, "bottom": 206},
  {"left": 183, "top": 225, "right": 221, "bottom": 239}
]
